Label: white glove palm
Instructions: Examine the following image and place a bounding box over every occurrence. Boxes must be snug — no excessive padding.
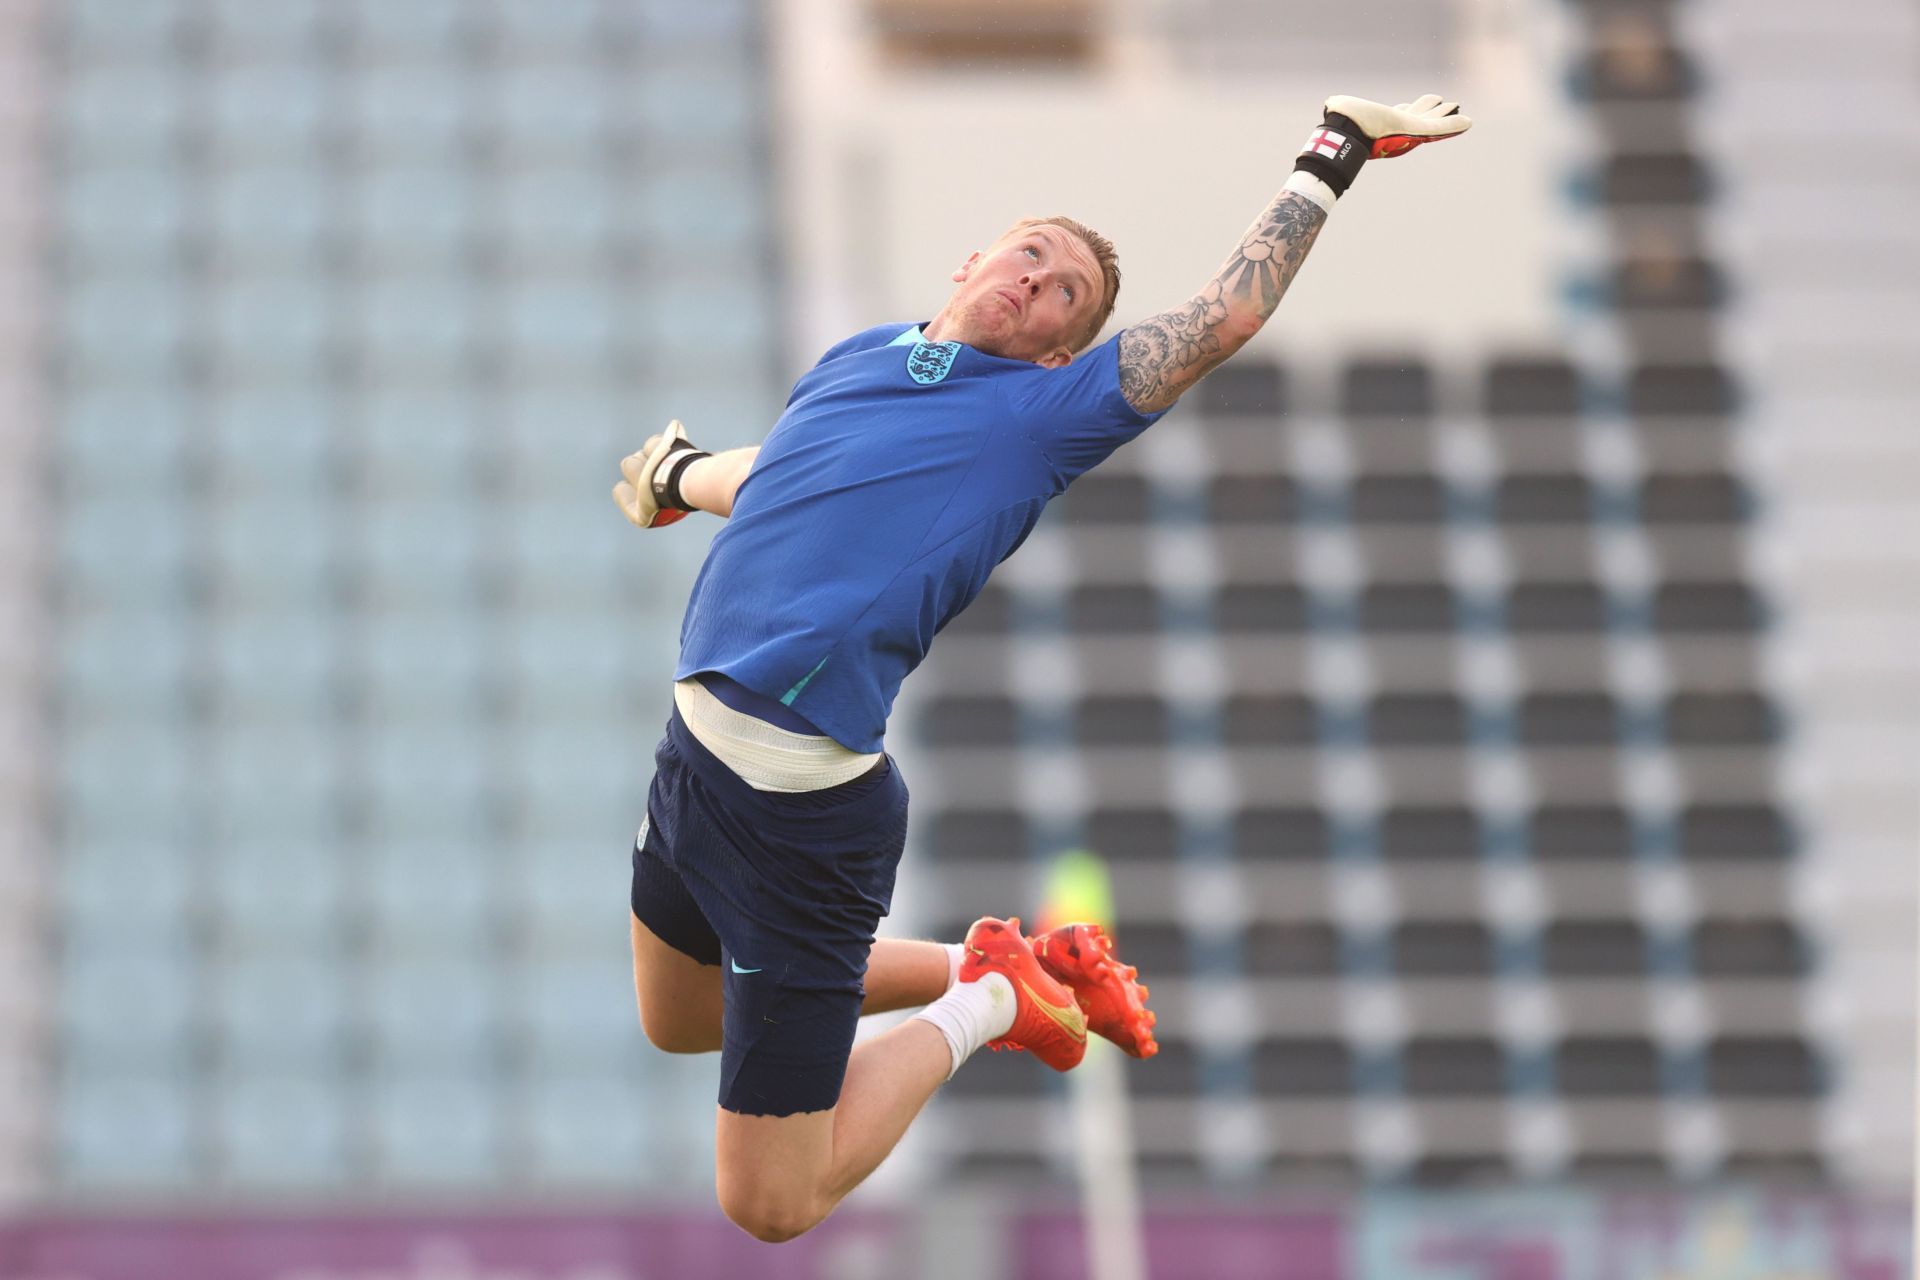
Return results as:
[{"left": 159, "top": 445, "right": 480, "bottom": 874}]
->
[
  {"left": 1324, "top": 93, "right": 1472, "bottom": 158},
  {"left": 613, "top": 419, "right": 704, "bottom": 529}
]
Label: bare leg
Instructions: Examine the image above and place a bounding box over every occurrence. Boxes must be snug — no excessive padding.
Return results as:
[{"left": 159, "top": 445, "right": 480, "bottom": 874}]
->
[
  {"left": 632, "top": 917, "right": 953, "bottom": 1054},
  {"left": 712, "top": 1017, "right": 954, "bottom": 1242}
]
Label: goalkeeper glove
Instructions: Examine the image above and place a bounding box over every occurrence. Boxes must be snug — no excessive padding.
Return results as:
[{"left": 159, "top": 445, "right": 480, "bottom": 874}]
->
[
  {"left": 1291, "top": 93, "right": 1472, "bottom": 200},
  {"left": 614, "top": 419, "right": 710, "bottom": 528}
]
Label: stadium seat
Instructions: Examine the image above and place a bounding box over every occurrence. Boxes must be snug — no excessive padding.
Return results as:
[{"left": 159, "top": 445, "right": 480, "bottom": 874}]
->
[
  {"left": 1597, "top": 153, "right": 1711, "bottom": 206},
  {"left": 363, "top": 838, "right": 497, "bottom": 952},
  {"left": 62, "top": 0, "right": 182, "bottom": 55},
  {"left": 1074, "top": 695, "right": 1169, "bottom": 747},
  {"left": 206, "top": 838, "right": 344, "bottom": 946},
  {"left": 207, "top": 166, "right": 329, "bottom": 263},
  {"left": 1222, "top": 694, "right": 1318, "bottom": 746},
  {"left": 943, "top": 583, "right": 1014, "bottom": 635},
  {"left": 1704, "top": 1037, "right": 1820, "bottom": 1097},
  {"left": 1392, "top": 922, "right": 1496, "bottom": 976},
  {"left": 1349, "top": 475, "right": 1447, "bottom": 524},
  {"left": 1085, "top": 807, "right": 1179, "bottom": 863},
  {"left": 917, "top": 694, "right": 1021, "bottom": 747},
  {"left": 1244, "top": 922, "right": 1343, "bottom": 977},
  {"left": 60, "top": 65, "right": 185, "bottom": 159},
  {"left": 62, "top": 272, "right": 189, "bottom": 380},
  {"left": 1208, "top": 474, "right": 1302, "bottom": 524},
  {"left": 925, "top": 808, "right": 1031, "bottom": 864},
  {"left": 1403, "top": 1037, "right": 1506, "bottom": 1096},
  {"left": 1612, "top": 253, "right": 1722, "bottom": 310},
  {"left": 60, "top": 616, "right": 191, "bottom": 719},
  {"left": 1506, "top": 582, "right": 1609, "bottom": 633},
  {"left": 1494, "top": 475, "right": 1596, "bottom": 524},
  {"left": 1341, "top": 359, "right": 1433, "bottom": 418},
  {"left": 60, "top": 165, "right": 186, "bottom": 264},
  {"left": 54, "top": 1067, "right": 196, "bottom": 1185},
  {"left": 1358, "top": 584, "right": 1456, "bottom": 633},
  {"left": 1557, "top": 1037, "right": 1662, "bottom": 1095},
  {"left": 1231, "top": 808, "right": 1332, "bottom": 861},
  {"left": 1485, "top": 357, "right": 1580, "bottom": 418},
  {"left": 1517, "top": 693, "right": 1620, "bottom": 746},
  {"left": 1070, "top": 584, "right": 1162, "bottom": 633},
  {"left": 212, "top": 1071, "right": 349, "bottom": 1184},
  {"left": 1676, "top": 804, "right": 1792, "bottom": 861},
  {"left": 1639, "top": 474, "right": 1747, "bottom": 524},
  {"left": 207, "top": 723, "right": 341, "bottom": 836},
  {"left": 356, "top": 615, "right": 488, "bottom": 711},
  {"left": 1061, "top": 473, "right": 1152, "bottom": 523},
  {"left": 1691, "top": 920, "right": 1806, "bottom": 977},
  {"left": 1380, "top": 807, "right": 1483, "bottom": 861},
  {"left": 346, "top": 65, "right": 470, "bottom": 155},
  {"left": 1666, "top": 692, "right": 1776, "bottom": 745},
  {"left": 353, "top": 276, "right": 477, "bottom": 377},
  {"left": 1130, "top": 1041, "right": 1202, "bottom": 1097},
  {"left": 1542, "top": 920, "right": 1648, "bottom": 976},
  {"left": 346, "top": 166, "right": 474, "bottom": 264},
  {"left": 369, "top": 1070, "right": 501, "bottom": 1183},
  {"left": 208, "top": 952, "right": 349, "bottom": 1066},
  {"left": 1368, "top": 693, "right": 1470, "bottom": 747},
  {"left": 1196, "top": 360, "right": 1286, "bottom": 418},
  {"left": 339, "top": 0, "right": 461, "bottom": 50},
  {"left": 1653, "top": 581, "right": 1763, "bottom": 633},
  {"left": 514, "top": 953, "right": 648, "bottom": 1065},
  {"left": 1251, "top": 1038, "right": 1353, "bottom": 1097},
  {"left": 1628, "top": 362, "right": 1737, "bottom": 417},
  {"left": 57, "top": 941, "right": 195, "bottom": 1064},
  {"left": 1104, "top": 922, "right": 1193, "bottom": 976},
  {"left": 518, "top": 1070, "right": 656, "bottom": 1182}
]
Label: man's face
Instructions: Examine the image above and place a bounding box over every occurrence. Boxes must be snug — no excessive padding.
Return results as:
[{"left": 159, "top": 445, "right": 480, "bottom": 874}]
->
[{"left": 941, "top": 224, "right": 1103, "bottom": 368}]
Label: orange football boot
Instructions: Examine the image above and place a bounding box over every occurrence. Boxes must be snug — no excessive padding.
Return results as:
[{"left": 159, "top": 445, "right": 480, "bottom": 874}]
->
[
  {"left": 959, "top": 916, "right": 1088, "bottom": 1071},
  {"left": 1031, "top": 922, "right": 1159, "bottom": 1058}
]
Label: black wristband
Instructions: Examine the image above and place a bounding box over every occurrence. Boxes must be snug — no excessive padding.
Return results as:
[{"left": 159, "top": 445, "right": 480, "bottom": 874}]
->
[
  {"left": 1291, "top": 111, "right": 1369, "bottom": 198},
  {"left": 656, "top": 447, "right": 712, "bottom": 512}
]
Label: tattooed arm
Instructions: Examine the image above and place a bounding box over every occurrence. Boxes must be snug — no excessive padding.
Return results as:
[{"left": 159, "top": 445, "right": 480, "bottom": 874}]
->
[{"left": 1117, "top": 190, "right": 1328, "bottom": 416}]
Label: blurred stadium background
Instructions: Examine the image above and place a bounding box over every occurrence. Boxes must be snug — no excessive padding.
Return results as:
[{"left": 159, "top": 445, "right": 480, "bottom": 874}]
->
[{"left": 0, "top": 0, "right": 1914, "bottom": 1276}]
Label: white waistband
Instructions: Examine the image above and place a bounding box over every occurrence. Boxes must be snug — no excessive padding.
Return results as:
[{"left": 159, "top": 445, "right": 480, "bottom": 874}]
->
[{"left": 672, "top": 678, "right": 883, "bottom": 793}]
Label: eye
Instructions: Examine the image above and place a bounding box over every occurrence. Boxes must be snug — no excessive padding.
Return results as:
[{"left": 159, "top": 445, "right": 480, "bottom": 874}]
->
[
  {"left": 1024, "top": 246, "right": 1039, "bottom": 261},
  {"left": 1060, "top": 284, "right": 1074, "bottom": 303}
]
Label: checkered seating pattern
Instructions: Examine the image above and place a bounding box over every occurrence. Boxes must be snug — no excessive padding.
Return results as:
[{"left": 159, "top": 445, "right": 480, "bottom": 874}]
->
[
  {"left": 907, "top": 346, "right": 1818, "bottom": 1185},
  {"left": 47, "top": 0, "right": 775, "bottom": 1190}
]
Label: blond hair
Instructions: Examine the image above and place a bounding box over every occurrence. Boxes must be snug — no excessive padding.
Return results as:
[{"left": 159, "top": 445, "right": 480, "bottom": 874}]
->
[{"left": 1000, "top": 215, "right": 1121, "bottom": 352}]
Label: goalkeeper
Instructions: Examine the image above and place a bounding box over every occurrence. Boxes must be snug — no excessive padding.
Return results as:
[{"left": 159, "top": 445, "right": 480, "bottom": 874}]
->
[{"left": 615, "top": 95, "right": 1470, "bottom": 1242}]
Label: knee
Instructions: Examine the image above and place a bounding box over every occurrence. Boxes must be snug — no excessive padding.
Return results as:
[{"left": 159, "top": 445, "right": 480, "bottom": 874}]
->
[{"left": 718, "top": 1190, "right": 823, "bottom": 1244}]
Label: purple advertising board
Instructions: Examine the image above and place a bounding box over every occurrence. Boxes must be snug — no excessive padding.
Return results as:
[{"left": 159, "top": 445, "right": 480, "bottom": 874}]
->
[{"left": 0, "top": 1194, "right": 1908, "bottom": 1280}]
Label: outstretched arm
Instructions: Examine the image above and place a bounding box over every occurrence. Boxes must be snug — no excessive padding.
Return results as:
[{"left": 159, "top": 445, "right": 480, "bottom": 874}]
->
[
  {"left": 1118, "top": 192, "right": 1327, "bottom": 416},
  {"left": 1117, "top": 93, "right": 1471, "bottom": 417},
  {"left": 674, "top": 447, "right": 758, "bottom": 518},
  {"left": 614, "top": 422, "right": 759, "bottom": 527}
]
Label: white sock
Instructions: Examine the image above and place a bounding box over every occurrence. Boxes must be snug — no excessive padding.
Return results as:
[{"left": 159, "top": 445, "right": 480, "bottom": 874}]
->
[
  {"left": 941, "top": 942, "right": 965, "bottom": 993},
  {"left": 910, "top": 971, "right": 1016, "bottom": 1079}
]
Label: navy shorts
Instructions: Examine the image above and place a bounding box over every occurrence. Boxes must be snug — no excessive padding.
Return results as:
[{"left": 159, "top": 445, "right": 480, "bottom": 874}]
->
[{"left": 630, "top": 706, "right": 909, "bottom": 1117}]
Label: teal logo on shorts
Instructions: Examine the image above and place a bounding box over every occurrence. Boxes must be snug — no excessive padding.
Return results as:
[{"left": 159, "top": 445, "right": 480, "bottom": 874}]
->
[
  {"left": 906, "top": 341, "right": 960, "bottom": 385},
  {"left": 730, "top": 959, "right": 763, "bottom": 975}
]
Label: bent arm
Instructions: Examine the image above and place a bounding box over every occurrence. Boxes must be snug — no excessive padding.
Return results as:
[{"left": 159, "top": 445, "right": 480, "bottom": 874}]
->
[
  {"left": 676, "top": 446, "right": 759, "bottom": 518},
  {"left": 1117, "top": 187, "right": 1328, "bottom": 416}
]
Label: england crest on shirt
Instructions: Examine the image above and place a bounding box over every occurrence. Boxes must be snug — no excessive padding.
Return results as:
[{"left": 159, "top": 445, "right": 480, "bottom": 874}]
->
[{"left": 906, "top": 340, "right": 961, "bottom": 385}]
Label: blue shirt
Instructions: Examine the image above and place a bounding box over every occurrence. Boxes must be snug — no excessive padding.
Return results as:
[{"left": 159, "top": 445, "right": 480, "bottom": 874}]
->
[{"left": 674, "top": 322, "right": 1165, "bottom": 752}]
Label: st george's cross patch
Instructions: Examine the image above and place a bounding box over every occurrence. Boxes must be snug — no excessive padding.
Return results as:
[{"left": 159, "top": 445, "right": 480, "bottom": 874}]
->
[{"left": 906, "top": 340, "right": 961, "bottom": 385}]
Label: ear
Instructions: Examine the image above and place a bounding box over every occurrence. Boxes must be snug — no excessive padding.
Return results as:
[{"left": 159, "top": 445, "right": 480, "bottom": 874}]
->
[
  {"left": 1035, "top": 346, "right": 1074, "bottom": 370},
  {"left": 952, "top": 251, "right": 981, "bottom": 283}
]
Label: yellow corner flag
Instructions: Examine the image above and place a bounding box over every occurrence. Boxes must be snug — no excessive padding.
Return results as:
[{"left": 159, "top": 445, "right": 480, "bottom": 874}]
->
[{"left": 1038, "top": 847, "right": 1116, "bottom": 936}]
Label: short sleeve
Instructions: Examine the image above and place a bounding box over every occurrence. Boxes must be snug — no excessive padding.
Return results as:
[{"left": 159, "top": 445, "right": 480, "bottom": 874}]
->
[{"left": 1003, "top": 331, "right": 1167, "bottom": 486}]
